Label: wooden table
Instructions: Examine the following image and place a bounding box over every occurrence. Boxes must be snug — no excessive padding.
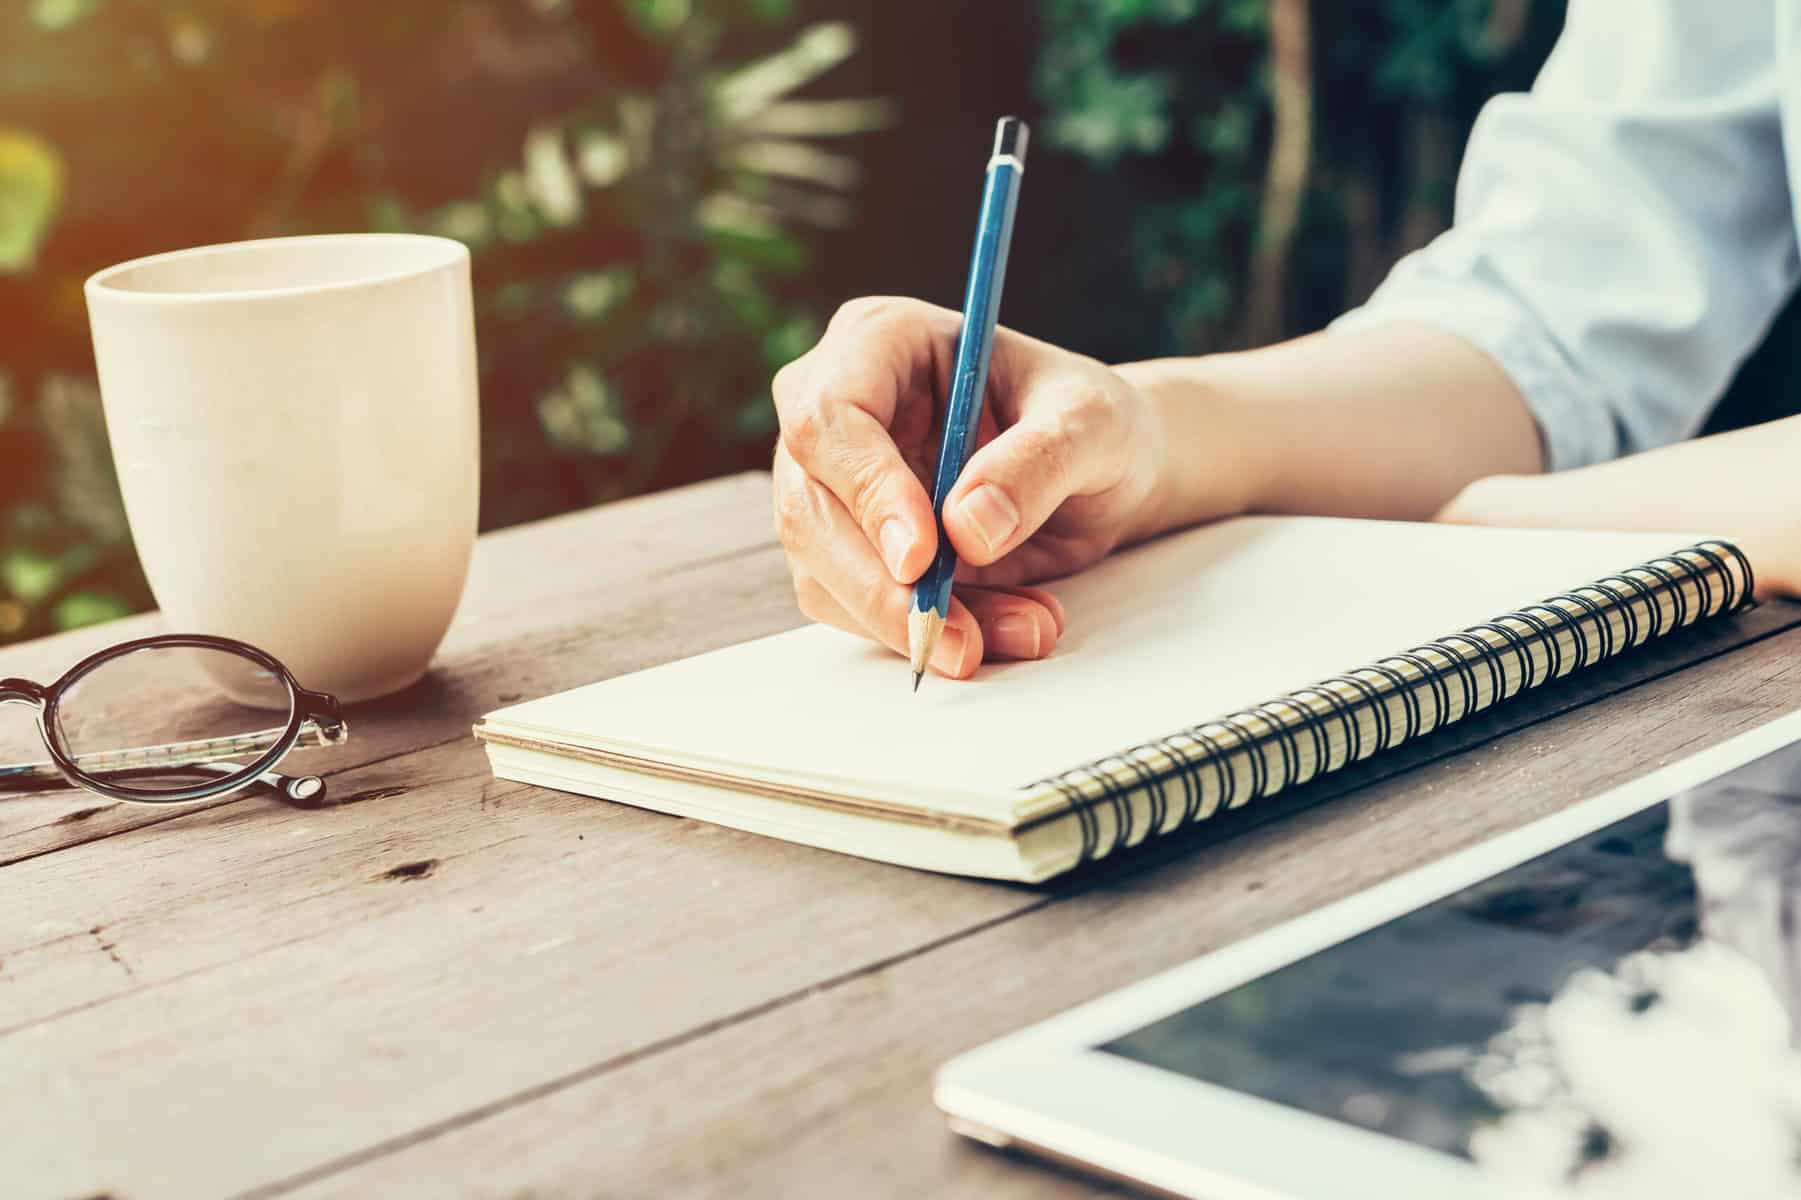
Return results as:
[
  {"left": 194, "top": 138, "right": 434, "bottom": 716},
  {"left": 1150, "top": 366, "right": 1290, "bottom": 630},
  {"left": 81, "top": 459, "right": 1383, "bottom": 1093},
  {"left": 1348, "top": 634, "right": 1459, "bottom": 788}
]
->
[{"left": 6, "top": 471, "right": 1800, "bottom": 1199}]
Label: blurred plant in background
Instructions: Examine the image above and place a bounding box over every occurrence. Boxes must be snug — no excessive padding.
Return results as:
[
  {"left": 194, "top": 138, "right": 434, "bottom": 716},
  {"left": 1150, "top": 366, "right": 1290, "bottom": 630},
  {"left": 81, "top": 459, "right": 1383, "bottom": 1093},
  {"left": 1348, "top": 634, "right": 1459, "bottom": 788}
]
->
[
  {"left": 1037, "top": 0, "right": 1564, "bottom": 353},
  {"left": 0, "top": 0, "right": 886, "bottom": 643},
  {"left": 19, "top": 0, "right": 1716, "bottom": 652}
]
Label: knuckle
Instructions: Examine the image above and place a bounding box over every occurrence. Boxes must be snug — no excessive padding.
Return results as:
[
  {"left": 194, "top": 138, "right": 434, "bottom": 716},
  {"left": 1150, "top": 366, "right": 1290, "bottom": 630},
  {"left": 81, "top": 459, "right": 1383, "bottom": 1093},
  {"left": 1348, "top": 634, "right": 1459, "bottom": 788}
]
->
[
  {"left": 830, "top": 295, "right": 904, "bottom": 330},
  {"left": 829, "top": 295, "right": 940, "bottom": 346},
  {"left": 771, "top": 357, "right": 804, "bottom": 401},
  {"left": 773, "top": 478, "right": 815, "bottom": 550},
  {"left": 779, "top": 391, "right": 832, "bottom": 462},
  {"left": 1055, "top": 379, "right": 1113, "bottom": 435},
  {"left": 1017, "top": 425, "right": 1074, "bottom": 491}
]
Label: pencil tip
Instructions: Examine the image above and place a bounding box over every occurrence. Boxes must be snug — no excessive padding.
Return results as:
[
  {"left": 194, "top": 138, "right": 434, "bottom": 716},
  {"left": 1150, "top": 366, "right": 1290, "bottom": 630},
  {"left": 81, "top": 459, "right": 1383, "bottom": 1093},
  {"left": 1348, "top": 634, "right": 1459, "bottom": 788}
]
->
[{"left": 912, "top": 671, "right": 923, "bottom": 694}]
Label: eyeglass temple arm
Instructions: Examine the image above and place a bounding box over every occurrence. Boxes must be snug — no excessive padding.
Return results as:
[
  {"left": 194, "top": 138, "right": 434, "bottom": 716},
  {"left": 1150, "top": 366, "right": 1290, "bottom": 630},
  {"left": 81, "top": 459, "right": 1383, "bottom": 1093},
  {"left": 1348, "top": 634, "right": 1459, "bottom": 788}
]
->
[
  {"left": 0, "top": 759, "right": 323, "bottom": 804},
  {"left": 0, "top": 719, "right": 346, "bottom": 798}
]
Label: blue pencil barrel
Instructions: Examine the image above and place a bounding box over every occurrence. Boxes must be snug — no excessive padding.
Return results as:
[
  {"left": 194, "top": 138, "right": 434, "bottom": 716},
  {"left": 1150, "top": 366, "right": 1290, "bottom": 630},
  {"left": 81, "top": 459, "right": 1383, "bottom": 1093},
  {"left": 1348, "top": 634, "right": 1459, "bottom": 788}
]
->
[{"left": 914, "top": 118, "right": 1029, "bottom": 620}]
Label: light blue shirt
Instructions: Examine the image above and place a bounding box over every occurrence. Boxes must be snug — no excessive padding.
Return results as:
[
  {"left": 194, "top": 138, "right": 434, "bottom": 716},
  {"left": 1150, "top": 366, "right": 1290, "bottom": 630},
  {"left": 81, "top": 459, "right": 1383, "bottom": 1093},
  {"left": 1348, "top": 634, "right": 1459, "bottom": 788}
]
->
[{"left": 1332, "top": 0, "right": 1801, "bottom": 471}]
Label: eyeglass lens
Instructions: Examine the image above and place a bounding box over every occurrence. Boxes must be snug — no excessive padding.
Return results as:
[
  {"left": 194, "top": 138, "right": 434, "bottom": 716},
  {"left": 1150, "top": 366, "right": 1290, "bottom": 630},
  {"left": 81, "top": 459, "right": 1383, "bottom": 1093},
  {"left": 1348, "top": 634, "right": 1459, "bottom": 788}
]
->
[{"left": 50, "top": 644, "right": 296, "bottom": 794}]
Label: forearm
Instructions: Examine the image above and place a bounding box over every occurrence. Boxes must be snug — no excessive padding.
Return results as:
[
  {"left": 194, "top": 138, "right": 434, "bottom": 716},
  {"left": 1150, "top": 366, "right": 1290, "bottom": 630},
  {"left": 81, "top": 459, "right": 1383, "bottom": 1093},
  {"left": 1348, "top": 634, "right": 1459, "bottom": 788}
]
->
[
  {"left": 1116, "top": 320, "right": 1545, "bottom": 539},
  {"left": 1438, "top": 415, "right": 1801, "bottom": 599}
]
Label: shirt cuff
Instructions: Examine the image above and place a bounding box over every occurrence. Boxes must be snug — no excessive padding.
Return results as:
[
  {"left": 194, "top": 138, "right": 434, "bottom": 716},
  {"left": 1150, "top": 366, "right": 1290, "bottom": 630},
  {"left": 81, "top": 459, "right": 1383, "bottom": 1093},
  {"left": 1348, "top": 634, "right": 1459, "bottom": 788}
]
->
[{"left": 1329, "top": 293, "right": 1621, "bottom": 473}]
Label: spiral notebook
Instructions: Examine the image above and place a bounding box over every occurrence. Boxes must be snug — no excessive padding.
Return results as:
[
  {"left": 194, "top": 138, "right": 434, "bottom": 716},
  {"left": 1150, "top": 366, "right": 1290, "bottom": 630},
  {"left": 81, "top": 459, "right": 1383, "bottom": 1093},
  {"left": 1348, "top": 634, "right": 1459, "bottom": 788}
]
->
[{"left": 476, "top": 517, "right": 1760, "bottom": 881}]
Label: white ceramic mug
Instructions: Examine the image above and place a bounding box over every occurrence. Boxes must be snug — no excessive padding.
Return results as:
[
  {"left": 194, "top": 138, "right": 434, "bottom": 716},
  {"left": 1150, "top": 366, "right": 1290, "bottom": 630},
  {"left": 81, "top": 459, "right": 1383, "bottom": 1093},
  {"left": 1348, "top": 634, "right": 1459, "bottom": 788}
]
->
[{"left": 85, "top": 234, "right": 480, "bottom": 707}]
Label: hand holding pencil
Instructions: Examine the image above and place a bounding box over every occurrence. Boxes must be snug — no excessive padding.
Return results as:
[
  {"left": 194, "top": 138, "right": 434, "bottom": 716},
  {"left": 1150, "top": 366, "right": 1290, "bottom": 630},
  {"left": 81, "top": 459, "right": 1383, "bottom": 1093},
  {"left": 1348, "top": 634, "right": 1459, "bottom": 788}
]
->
[{"left": 771, "top": 118, "right": 1193, "bottom": 683}]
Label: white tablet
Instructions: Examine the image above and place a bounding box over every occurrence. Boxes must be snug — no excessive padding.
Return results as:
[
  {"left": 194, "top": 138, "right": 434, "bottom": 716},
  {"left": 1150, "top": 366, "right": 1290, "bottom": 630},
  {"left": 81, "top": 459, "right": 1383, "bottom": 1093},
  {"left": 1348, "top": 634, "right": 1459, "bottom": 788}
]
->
[{"left": 937, "top": 707, "right": 1801, "bottom": 1200}]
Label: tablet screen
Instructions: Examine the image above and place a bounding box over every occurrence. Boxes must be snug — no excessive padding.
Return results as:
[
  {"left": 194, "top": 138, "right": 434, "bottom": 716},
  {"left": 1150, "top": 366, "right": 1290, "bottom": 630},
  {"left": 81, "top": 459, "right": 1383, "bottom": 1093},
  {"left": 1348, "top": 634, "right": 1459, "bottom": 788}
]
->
[{"left": 1103, "top": 738, "right": 1801, "bottom": 1193}]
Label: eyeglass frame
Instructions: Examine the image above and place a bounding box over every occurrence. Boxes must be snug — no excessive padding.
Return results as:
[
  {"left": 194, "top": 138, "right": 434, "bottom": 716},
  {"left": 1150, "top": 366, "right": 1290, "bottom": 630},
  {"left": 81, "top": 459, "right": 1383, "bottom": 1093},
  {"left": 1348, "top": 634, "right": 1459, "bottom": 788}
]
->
[{"left": 0, "top": 633, "right": 348, "bottom": 805}]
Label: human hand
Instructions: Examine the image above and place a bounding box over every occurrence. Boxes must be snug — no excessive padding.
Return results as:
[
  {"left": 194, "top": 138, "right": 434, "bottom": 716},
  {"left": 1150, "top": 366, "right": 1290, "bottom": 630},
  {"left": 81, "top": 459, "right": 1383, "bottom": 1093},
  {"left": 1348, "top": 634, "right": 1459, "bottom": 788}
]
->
[{"left": 772, "top": 296, "right": 1169, "bottom": 679}]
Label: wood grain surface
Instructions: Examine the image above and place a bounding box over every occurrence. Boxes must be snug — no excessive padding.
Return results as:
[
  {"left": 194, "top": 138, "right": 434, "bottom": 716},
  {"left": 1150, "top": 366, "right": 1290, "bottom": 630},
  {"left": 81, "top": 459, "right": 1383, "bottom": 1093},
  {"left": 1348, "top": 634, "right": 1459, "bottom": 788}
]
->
[{"left": 3, "top": 471, "right": 1797, "bottom": 1199}]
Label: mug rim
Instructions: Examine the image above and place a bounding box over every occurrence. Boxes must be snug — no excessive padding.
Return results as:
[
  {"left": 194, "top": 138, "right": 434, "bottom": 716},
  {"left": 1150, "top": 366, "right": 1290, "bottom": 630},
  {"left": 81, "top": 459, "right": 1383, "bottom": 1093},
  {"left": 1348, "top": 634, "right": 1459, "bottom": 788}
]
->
[{"left": 84, "top": 233, "right": 469, "bottom": 306}]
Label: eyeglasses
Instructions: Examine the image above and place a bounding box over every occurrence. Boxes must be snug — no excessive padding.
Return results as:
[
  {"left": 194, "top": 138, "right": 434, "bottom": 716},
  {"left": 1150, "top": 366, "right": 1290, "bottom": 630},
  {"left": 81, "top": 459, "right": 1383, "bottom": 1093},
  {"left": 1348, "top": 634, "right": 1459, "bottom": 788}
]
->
[{"left": 0, "top": 633, "right": 348, "bottom": 806}]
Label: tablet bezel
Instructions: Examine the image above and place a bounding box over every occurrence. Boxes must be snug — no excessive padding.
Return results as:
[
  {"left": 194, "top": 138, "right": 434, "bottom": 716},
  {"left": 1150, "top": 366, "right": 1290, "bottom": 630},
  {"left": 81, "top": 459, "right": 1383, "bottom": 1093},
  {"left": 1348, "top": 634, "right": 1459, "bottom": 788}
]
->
[{"left": 935, "top": 706, "right": 1801, "bottom": 1199}]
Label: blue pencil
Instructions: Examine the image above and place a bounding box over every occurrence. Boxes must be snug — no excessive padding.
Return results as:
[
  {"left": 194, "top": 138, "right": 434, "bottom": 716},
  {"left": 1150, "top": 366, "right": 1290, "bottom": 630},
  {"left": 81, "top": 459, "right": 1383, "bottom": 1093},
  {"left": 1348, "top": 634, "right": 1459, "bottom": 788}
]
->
[{"left": 908, "top": 116, "right": 1029, "bottom": 691}]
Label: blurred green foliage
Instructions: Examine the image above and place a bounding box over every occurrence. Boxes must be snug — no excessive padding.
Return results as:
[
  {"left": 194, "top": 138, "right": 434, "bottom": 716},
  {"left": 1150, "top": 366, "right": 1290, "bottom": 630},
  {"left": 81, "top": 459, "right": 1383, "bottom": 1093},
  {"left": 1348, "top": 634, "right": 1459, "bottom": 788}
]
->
[
  {"left": 0, "top": 131, "right": 65, "bottom": 272},
  {"left": 1037, "top": 0, "right": 1565, "bottom": 352},
  {"left": 0, "top": 0, "right": 886, "bottom": 644},
  {"left": 3, "top": 0, "right": 1636, "bottom": 651}
]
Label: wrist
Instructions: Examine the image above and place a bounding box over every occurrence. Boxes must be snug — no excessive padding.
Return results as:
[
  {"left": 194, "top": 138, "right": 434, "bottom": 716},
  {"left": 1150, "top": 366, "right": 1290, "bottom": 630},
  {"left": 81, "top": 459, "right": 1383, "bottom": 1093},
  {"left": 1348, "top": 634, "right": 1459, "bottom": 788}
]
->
[{"left": 1113, "top": 356, "right": 1270, "bottom": 541}]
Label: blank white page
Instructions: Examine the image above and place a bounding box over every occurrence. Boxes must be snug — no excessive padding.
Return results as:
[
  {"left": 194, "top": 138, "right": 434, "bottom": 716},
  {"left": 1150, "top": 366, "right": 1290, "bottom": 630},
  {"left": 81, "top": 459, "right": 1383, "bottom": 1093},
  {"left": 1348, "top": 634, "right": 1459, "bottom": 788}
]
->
[{"left": 486, "top": 517, "right": 1699, "bottom": 812}]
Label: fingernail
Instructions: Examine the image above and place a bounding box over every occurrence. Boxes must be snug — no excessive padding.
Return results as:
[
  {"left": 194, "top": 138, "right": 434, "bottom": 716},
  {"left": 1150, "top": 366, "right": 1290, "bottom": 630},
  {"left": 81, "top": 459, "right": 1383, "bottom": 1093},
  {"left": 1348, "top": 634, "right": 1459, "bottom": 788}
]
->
[
  {"left": 957, "top": 484, "right": 1019, "bottom": 557},
  {"left": 990, "top": 613, "right": 1041, "bottom": 659},
  {"left": 878, "top": 517, "right": 911, "bottom": 579},
  {"left": 930, "top": 627, "right": 968, "bottom": 676}
]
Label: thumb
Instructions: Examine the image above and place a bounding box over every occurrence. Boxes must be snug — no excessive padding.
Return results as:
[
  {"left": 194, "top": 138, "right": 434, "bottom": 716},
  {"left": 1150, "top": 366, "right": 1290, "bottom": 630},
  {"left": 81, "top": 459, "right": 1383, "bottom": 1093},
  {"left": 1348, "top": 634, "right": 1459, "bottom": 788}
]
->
[{"left": 940, "top": 386, "right": 1110, "bottom": 566}]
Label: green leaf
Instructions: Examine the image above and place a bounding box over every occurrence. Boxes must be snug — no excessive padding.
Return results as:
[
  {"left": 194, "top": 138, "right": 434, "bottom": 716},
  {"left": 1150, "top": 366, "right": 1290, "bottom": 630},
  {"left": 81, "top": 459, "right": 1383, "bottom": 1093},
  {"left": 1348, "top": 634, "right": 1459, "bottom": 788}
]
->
[
  {"left": 0, "top": 548, "right": 64, "bottom": 604},
  {"left": 0, "top": 131, "right": 65, "bottom": 273},
  {"left": 1043, "top": 66, "right": 1174, "bottom": 162},
  {"left": 30, "top": 0, "right": 99, "bottom": 32},
  {"left": 715, "top": 259, "right": 773, "bottom": 326},
  {"left": 706, "top": 224, "right": 807, "bottom": 273},
  {"left": 430, "top": 201, "right": 492, "bottom": 248},
  {"left": 562, "top": 268, "right": 634, "bottom": 319},
  {"left": 523, "top": 127, "right": 582, "bottom": 228},
  {"left": 167, "top": 13, "right": 214, "bottom": 66},
  {"left": 538, "top": 365, "right": 632, "bottom": 455},
  {"left": 52, "top": 590, "right": 132, "bottom": 631},
  {"left": 493, "top": 170, "right": 539, "bottom": 242},
  {"left": 625, "top": 0, "right": 692, "bottom": 35},
  {"left": 715, "top": 22, "right": 859, "bottom": 122},
  {"left": 368, "top": 193, "right": 413, "bottom": 234},
  {"left": 576, "top": 133, "right": 629, "bottom": 187},
  {"left": 1219, "top": 0, "right": 1266, "bottom": 34},
  {"left": 1193, "top": 103, "right": 1254, "bottom": 159}
]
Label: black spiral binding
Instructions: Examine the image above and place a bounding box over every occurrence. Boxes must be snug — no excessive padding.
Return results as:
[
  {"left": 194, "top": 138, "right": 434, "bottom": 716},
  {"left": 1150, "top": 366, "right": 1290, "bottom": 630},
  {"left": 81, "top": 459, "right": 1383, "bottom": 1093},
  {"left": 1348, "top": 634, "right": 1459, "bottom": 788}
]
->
[{"left": 1027, "top": 540, "right": 1755, "bottom": 865}]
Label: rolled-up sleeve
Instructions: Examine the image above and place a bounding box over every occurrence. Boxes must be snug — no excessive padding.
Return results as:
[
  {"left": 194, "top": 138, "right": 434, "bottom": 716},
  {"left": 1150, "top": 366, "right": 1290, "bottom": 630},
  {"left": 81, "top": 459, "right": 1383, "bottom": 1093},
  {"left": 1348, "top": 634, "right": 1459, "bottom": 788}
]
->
[{"left": 1331, "top": 0, "right": 1799, "bottom": 471}]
